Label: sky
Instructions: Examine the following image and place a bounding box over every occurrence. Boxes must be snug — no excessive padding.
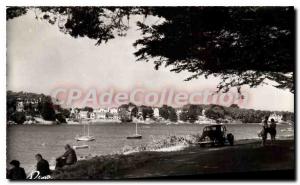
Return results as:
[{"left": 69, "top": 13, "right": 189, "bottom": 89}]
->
[{"left": 6, "top": 11, "right": 294, "bottom": 112}]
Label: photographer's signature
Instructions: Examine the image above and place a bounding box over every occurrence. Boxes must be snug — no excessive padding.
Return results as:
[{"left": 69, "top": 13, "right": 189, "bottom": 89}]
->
[{"left": 27, "top": 171, "right": 52, "bottom": 180}]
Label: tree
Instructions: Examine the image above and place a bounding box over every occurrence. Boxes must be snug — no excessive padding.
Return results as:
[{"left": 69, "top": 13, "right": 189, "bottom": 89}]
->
[
  {"left": 82, "top": 106, "right": 93, "bottom": 112},
  {"left": 12, "top": 112, "right": 26, "bottom": 124},
  {"left": 205, "top": 105, "right": 225, "bottom": 120},
  {"left": 6, "top": 7, "right": 27, "bottom": 20},
  {"left": 168, "top": 108, "right": 178, "bottom": 122},
  {"left": 159, "top": 105, "right": 177, "bottom": 122},
  {"left": 106, "top": 112, "right": 113, "bottom": 119},
  {"left": 179, "top": 104, "right": 203, "bottom": 123},
  {"left": 61, "top": 108, "right": 71, "bottom": 118},
  {"left": 159, "top": 105, "right": 169, "bottom": 120},
  {"left": 139, "top": 105, "right": 154, "bottom": 120},
  {"left": 55, "top": 113, "right": 67, "bottom": 123},
  {"left": 118, "top": 102, "right": 138, "bottom": 122},
  {"left": 40, "top": 97, "right": 56, "bottom": 121},
  {"left": 134, "top": 7, "right": 294, "bottom": 93},
  {"left": 7, "top": 93, "right": 17, "bottom": 120},
  {"left": 229, "top": 104, "right": 239, "bottom": 109},
  {"left": 7, "top": 7, "right": 294, "bottom": 93},
  {"left": 179, "top": 111, "right": 189, "bottom": 122}
]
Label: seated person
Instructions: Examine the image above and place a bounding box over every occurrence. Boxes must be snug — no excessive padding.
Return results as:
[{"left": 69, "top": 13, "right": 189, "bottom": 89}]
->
[
  {"left": 56, "top": 144, "right": 77, "bottom": 169},
  {"left": 35, "top": 154, "right": 51, "bottom": 177},
  {"left": 7, "top": 160, "right": 26, "bottom": 180}
]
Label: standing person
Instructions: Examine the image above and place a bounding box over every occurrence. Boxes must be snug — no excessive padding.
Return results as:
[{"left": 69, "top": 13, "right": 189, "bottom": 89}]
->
[
  {"left": 56, "top": 144, "right": 77, "bottom": 169},
  {"left": 7, "top": 160, "right": 26, "bottom": 180},
  {"left": 260, "top": 116, "right": 269, "bottom": 146},
  {"left": 269, "top": 118, "right": 277, "bottom": 144},
  {"left": 35, "top": 154, "right": 51, "bottom": 177}
]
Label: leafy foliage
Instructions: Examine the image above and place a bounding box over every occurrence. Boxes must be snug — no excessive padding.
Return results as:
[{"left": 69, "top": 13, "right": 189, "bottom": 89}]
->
[
  {"left": 159, "top": 105, "right": 178, "bottom": 122},
  {"left": 205, "top": 104, "right": 226, "bottom": 120},
  {"left": 6, "top": 91, "right": 70, "bottom": 123},
  {"left": 118, "top": 103, "right": 138, "bottom": 122},
  {"left": 134, "top": 7, "right": 294, "bottom": 93},
  {"left": 40, "top": 97, "right": 56, "bottom": 121},
  {"left": 11, "top": 112, "right": 26, "bottom": 124},
  {"left": 179, "top": 104, "right": 203, "bottom": 123},
  {"left": 7, "top": 7, "right": 295, "bottom": 93},
  {"left": 139, "top": 105, "right": 154, "bottom": 120},
  {"left": 82, "top": 106, "right": 93, "bottom": 112},
  {"left": 6, "top": 7, "right": 27, "bottom": 20}
]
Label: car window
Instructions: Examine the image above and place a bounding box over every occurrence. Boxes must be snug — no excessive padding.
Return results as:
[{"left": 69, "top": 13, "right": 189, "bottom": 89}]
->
[{"left": 222, "top": 126, "right": 226, "bottom": 132}]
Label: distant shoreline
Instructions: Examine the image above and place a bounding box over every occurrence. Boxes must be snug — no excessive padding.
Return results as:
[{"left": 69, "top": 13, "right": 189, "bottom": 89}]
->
[{"left": 7, "top": 120, "right": 294, "bottom": 126}]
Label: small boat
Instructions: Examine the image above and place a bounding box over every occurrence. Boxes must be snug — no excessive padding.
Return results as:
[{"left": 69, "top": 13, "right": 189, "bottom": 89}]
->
[
  {"left": 127, "top": 134, "right": 142, "bottom": 139},
  {"left": 75, "top": 135, "right": 95, "bottom": 141},
  {"left": 73, "top": 145, "right": 89, "bottom": 149},
  {"left": 127, "top": 122, "right": 142, "bottom": 139},
  {"left": 75, "top": 119, "right": 95, "bottom": 141}
]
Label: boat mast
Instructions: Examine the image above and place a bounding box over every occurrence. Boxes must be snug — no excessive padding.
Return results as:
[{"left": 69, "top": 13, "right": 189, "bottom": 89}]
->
[
  {"left": 135, "top": 122, "right": 138, "bottom": 135},
  {"left": 81, "top": 118, "right": 85, "bottom": 135},
  {"left": 83, "top": 124, "right": 85, "bottom": 136}
]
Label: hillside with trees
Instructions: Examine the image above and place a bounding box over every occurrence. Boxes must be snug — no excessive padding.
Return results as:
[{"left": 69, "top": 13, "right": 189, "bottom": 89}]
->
[{"left": 7, "top": 91, "right": 70, "bottom": 124}]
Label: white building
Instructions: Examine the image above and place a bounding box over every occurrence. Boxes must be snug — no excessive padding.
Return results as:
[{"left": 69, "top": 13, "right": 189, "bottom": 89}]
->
[
  {"left": 70, "top": 108, "right": 79, "bottom": 114},
  {"left": 98, "top": 112, "right": 107, "bottom": 119},
  {"left": 268, "top": 113, "right": 283, "bottom": 123},
  {"left": 109, "top": 108, "right": 119, "bottom": 119},
  {"left": 175, "top": 109, "right": 182, "bottom": 117},
  {"left": 90, "top": 112, "right": 96, "bottom": 119},
  {"left": 93, "top": 108, "right": 108, "bottom": 119},
  {"left": 79, "top": 111, "right": 89, "bottom": 119},
  {"left": 109, "top": 108, "right": 118, "bottom": 114},
  {"left": 16, "top": 101, "right": 24, "bottom": 112},
  {"left": 153, "top": 107, "right": 160, "bottom": 118}
]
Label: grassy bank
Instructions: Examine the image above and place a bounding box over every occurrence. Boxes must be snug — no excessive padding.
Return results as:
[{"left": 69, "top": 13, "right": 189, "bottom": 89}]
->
[{"left": 52, "top": 139, "right": 295, "bottom": 180}]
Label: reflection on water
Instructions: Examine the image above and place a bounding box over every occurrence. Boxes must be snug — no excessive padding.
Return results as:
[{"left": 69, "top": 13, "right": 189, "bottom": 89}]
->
[{"left": 7, "top": 123, "right": 293, "bottom": 172}]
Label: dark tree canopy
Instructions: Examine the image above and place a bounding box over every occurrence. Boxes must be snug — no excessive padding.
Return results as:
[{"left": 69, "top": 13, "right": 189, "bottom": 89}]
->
[
  {"left": 7, "top": 7, "right": 294, "bottom": 93},
  {"left": 134, "top": 7, "right": 294, "bottom": 93}
]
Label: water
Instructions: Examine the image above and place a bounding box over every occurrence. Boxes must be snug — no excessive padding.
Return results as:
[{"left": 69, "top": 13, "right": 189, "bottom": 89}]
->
[{"left": 7, "top": 123, "right": 293, "bottom": 173}]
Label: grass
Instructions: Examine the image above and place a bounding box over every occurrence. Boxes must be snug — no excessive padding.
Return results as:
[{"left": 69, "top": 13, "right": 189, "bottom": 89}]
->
[{"left": 52, "top": 152, "right": 156, "bottom": 179}]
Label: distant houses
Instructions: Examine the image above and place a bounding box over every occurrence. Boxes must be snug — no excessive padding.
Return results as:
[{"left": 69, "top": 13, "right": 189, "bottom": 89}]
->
[
  {"left": 118, "top": 104, "right": 136, "bottom": 122},
  {"left": 8, "top": 91, "right": 294, "bottom": 125},
  {"left": 12, "top": 99, "right": 293, "bottom": 125},
  {"left": 153, "top": 107, "right": 159, "bottom": 118},
  {"left": 79, "top": 110, "right": 89, "bottom": 119},
  {"left": 70, "top": 107, "right": 120, "bottom": 121},
  {"left": 16, "top": 97, "right": 41, "bottom": 112},
  {"left": 94, "top": 108, "right": 107, "bottom": 119},
  {"left": 16, "top": 98, "right": 24, "bottom": 112},
  {"left": 268, "top": 113, "right": 283, "bottom": 123}
]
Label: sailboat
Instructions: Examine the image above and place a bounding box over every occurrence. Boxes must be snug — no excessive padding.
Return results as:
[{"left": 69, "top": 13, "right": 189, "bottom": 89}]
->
[
  {"left": 75, "top": 119, "right": 95, "bottom": 141},
  {"left": 126, "top": 122, "right": 142, "bottom": 139}
]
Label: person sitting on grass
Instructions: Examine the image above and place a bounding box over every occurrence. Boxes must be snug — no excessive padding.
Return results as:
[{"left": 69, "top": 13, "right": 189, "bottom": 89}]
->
[
  {"left": 7, "top": 160, "right": 26, "bottom": 180},
  {"left": 35, "top": 154, "right": 51, "bottom": 177},
  {"left": 55, "top": 144, "right": 77, "bottom": 169}
]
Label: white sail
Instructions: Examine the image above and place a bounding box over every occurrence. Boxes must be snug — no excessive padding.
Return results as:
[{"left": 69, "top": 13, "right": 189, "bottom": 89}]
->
[
  {"left": 127, "top": 122, "right": 142, "bottom": 139},
  {"left": 75, "top": 119, "right": 95, "bottom": 141}
]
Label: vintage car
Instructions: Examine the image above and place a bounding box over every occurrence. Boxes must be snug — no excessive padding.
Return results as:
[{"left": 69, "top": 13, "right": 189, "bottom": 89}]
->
[{"left": 198, "top": 124, "right": 234, "bottom": 147}]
